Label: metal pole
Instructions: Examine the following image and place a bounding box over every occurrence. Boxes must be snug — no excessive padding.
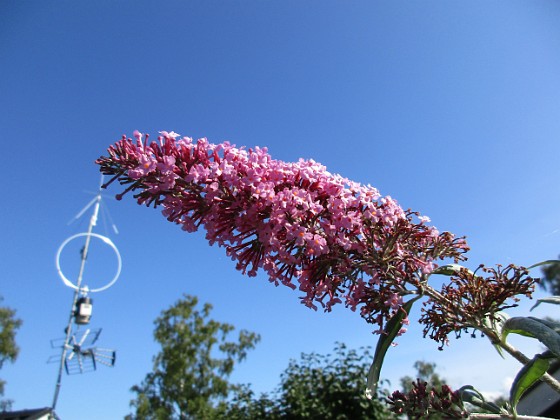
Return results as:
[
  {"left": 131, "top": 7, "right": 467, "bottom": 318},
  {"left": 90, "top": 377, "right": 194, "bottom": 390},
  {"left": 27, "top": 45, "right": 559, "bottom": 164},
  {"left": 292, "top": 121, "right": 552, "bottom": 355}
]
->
[{"left": 52, "top": 193, "right": 101, "bottom": 411}]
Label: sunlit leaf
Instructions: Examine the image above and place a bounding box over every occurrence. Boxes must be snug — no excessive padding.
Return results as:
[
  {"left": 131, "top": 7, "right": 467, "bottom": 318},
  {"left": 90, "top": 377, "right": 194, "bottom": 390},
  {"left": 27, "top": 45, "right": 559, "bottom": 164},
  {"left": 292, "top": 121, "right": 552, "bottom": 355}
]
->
[
  {"left": 509, "top": 352, "right": 554, "bottom": 414},
  {"left": 502, "top": 317, "right": 560, "bottom": 357},
  {"left": 366, "top": 295, "right": 421, "bottom": 397},
  {"left": 482, "top": 312, "right": 509, "bottom": 359},
  {"left": 528, "top": 316, "right": 560, "bottom": 334},
  {"left": 459, "top": 385, "right": 504, "bottom": 414},
  {"left": 528, "top": 259, "right": 560, "bottom": 270},
  {"left": 531, "top": 296, "right": 560, "bottom": 311},
  {"left": 430, "top": 264, "right": 472, "bottom": 277}
]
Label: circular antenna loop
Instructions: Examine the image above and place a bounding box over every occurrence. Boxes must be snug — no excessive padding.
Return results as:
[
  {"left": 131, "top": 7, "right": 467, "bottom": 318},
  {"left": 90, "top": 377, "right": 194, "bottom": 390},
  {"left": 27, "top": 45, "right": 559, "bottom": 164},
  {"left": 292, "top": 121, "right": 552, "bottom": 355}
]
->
[{"left": 55, "top": 233, "right": 122, "bottom": 293}]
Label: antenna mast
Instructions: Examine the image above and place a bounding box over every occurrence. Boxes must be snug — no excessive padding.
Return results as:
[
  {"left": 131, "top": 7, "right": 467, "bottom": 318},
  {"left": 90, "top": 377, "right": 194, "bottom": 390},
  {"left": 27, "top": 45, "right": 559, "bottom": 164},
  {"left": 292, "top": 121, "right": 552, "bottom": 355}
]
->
[{"left": 51, "top": 179, "right": 120, "bottom": 411}]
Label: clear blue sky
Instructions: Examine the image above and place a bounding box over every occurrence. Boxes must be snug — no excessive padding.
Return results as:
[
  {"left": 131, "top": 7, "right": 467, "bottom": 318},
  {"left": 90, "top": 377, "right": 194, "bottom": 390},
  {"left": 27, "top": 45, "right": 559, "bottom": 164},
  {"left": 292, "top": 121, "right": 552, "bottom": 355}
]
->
[{"left": 2, "top": 2, "right": 560, "bottom": 419}]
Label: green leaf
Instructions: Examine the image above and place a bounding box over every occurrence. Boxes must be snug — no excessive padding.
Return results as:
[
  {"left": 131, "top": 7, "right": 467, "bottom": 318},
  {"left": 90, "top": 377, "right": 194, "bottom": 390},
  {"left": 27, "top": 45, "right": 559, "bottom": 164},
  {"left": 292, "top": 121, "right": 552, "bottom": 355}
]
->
[
  {"left": 366, "top": 295, "right": 421, "bottom": 397},
  {"left": 502, "top": 317, "right": 560, "bottom": 357},
  {"left": 509, "top": 352, "right": 554, "bottom": 414},
  {"left": 430, "top": 264, "right": 472, "bottom": 277},
  {"left": 482, "top": 312, "right": 510, "bottom": 359},
  {"left": 459, "top": 385, "right": 504, "bottom": 414},
  {"left": 528, "top": 259, "right": 560, "bottom": 270},
  {"left": 528, "top": 316, "right": 560, "bottom": 333},
  {"left": 531, "top": 296, "right": 560, "bottom": 311}
]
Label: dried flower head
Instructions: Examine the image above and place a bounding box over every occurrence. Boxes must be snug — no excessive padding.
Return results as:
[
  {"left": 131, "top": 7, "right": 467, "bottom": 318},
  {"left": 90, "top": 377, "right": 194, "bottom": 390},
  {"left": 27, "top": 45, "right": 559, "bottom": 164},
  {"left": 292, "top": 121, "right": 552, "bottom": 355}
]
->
[
  {"left": 419, "top": 264, "right": 538, "bottom": 349},
  {"left": 387, "top": 379, "right": 468, "bottom": 418}
]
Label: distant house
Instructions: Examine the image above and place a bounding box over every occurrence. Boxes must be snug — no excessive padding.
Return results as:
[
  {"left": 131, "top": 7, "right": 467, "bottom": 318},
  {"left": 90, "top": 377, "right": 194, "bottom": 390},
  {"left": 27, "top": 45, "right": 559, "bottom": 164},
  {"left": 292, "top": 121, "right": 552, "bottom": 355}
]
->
[
  {"left": 0, "top": 407, "right": 59, "bottom": 420},
  {"left": 517, "top": 362, "right": 560, "bottom": 418}
]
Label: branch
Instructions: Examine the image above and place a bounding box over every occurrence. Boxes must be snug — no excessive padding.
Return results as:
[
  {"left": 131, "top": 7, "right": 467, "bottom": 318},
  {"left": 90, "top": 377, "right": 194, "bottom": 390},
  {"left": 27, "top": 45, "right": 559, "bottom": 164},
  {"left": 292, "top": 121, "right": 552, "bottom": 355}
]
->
[
  {"left": 469, "top": 415, "right": 557, "bottom": 420},
  {"left": 483, "top": 329, "right": 560, "bottom": 394}
]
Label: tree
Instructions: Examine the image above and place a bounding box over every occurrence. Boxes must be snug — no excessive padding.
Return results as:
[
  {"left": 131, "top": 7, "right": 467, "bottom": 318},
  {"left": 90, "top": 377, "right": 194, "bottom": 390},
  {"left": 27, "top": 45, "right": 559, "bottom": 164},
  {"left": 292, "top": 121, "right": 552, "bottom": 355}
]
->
[
  {"left": 127, "top": 294, "right": 260, "bottom": 420},
  {"left": 540, "top": 256, "right": 560, "bottom": 295},
  {"left": 214, "top": 384, "right": 278, "bottom": 419},
  {"left": 275, "top": 343, "right": 391, "bottom": 419},
  {"left": 220, "top": 343, "right": 391, "bottom": 419},
  {"left": 0, "top": 296, "right": 22, "bottom": 411}
]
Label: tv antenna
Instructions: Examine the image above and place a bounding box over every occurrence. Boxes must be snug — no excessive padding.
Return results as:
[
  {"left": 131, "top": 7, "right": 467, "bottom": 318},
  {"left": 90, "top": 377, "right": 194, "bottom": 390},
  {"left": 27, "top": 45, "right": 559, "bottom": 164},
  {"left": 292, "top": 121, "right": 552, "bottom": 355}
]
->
[
  {"left": 50, "top": 176, "right": 121, "bottom": 411},
  {"left": 49, "top": 328, "right": 116, "bottom": 375}
]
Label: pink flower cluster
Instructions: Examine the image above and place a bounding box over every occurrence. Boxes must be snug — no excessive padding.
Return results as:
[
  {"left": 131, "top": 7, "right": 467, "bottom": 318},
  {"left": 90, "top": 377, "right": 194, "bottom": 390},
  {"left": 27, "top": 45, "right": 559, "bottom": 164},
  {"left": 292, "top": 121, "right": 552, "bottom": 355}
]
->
[{"left": 97, "top": 131, "right": 468, "bottom": 331}]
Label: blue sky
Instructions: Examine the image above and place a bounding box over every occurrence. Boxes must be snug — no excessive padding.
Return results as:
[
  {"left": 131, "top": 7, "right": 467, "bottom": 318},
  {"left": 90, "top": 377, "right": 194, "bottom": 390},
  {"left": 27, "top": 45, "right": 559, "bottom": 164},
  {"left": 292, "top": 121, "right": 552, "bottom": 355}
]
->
[{"left": 1, "top": 2, "right": 560, "bottom": 419}]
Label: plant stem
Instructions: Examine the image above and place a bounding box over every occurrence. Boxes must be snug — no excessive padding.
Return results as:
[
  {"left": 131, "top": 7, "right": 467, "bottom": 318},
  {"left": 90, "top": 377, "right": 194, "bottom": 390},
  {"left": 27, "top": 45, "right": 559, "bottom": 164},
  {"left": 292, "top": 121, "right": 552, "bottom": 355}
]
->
[
  {"left": 419, "top": 282, "right": 560, "bottom": 394},
  {"left": 469, "top": 414, "right": 557, "bottom": 420},
  {"left": 483, "top": 329, "right": 560, "bottom": 394}
]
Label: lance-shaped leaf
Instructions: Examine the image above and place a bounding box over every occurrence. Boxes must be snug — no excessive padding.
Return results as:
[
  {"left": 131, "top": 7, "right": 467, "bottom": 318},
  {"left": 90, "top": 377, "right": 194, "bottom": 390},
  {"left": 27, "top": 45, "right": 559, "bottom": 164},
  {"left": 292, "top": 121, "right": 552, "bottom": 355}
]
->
[
  {"left": 502, "top": 317, "right": 560, "bottom": 357},
  {"left": 459, "top": 385, "right": 504, "bottom": 414},
  {"left": 528, "top": 259, "right": 560, "bottom": 270},
  {"left": 531, "top": 296, "right": 560, "bottom": 312},
  {"left": 510, "top": 351, "right": 555, "bottom": 414},
  {"left": 528, "top": 316, "right": 560, "bottom": 334},
  {"left": 482, "top": 312, "right": 510, "bottom": 359},
  {"left": 366, "top": 295, "right": 421, "bottom": 397},
  {"left": 429, "top": 264, "right": 473, "bottom": 277}
]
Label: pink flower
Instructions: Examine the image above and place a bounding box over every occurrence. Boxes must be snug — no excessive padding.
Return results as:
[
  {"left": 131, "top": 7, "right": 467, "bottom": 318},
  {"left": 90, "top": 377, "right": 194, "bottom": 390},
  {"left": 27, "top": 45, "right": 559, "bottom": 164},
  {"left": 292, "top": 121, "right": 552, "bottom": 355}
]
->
[
  {"left": 97, "top": 131, "right": 469, "bottom": 332},
  {"left": 384, "top": 293, "right": 403, "bottom": 312},
  {"left": 128, "top": 154, "right": 156, "bottom": 179}
]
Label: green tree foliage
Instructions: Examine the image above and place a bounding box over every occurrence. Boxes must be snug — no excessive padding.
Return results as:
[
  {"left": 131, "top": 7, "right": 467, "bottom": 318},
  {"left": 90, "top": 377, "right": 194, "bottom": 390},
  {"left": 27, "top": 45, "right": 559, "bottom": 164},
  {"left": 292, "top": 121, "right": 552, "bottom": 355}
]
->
[
  {"left": 275, "top": 343, "right": 390, "bottom": 419},
  {"left": 214, "top": 384, "right": 278, "bottom": 419},
  {"left": 126, "top": 294, "right": 260, "bottom": 420},
  {"left": 540, "top": 257, "right": 560, "bottom": 296},
  {"left": 0, "top": 296, "right": 22, "bottom": 411},
  {"left": 220, "top": 343, "right": 392, "bottom": 419}
]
